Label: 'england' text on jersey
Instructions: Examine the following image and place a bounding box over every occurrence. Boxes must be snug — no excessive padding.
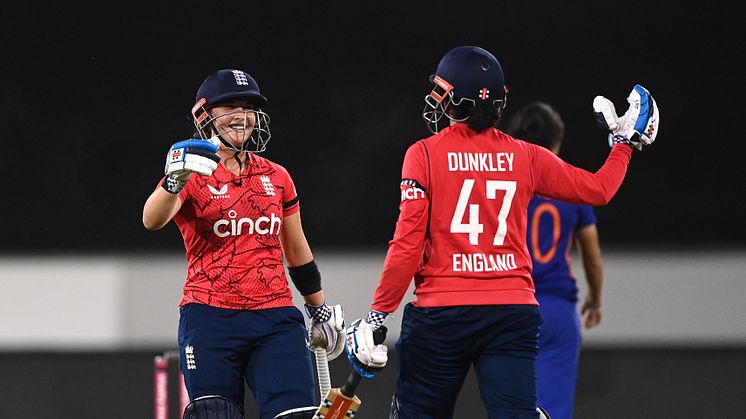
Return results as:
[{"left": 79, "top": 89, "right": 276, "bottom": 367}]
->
[
  {"left": 447, "top": 152, "right": 514, "bottom": 172},
  {"left": 453, "top": 252, "right": 518, "bottom": 272}
]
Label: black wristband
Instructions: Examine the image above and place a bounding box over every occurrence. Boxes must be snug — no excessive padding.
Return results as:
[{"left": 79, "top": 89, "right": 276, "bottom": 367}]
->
[{"left": 288, "top": 260, "right": 322, "bottom": 296}]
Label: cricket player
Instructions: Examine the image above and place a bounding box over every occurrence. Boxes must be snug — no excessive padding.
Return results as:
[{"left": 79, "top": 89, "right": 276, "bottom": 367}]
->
[
  {"left": 344, "top": 46, "right": 659, "bottom": 418},
  {"left": 143, "top": 69, "right": 345, "bottom": 419},
  {"left": 505, "top": 102, "right": 605, "bottom": 419}
]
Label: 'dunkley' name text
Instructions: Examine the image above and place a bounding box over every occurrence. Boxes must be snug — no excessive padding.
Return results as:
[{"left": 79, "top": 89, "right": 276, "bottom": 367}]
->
[{"left": 447, "top": 152, "right": 514, "bottom": 172}]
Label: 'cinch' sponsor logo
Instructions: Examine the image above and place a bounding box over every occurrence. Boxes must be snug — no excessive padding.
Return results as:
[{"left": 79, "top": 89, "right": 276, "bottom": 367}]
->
[
  {"left": 400, "top": 179, "right": 426, "bottom": 201},
  {"left": 213, "top": 210, "right": 282, "bottom": 237}
]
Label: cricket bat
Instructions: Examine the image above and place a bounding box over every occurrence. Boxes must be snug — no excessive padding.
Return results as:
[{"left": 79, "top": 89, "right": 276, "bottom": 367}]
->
[{"left": 313, "top": 326, "right": 387, "bottom": 418}]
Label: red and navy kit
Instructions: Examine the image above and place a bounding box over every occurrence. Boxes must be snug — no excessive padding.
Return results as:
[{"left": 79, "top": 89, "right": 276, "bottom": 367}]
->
[
  {"left": 171, "top": 152, "right": 300, "bottom": 310},
  {"left": 527, "top": 196, "right": 596, "bottom": 302},
  {"left": 371, "top": 123, "right": 631, "bottom": 313}
]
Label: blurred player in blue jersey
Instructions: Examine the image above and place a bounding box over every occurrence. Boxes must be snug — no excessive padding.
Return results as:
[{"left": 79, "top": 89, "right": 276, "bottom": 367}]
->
[{"left": 505, "top": 102, "right": 604, "bottom": 419}]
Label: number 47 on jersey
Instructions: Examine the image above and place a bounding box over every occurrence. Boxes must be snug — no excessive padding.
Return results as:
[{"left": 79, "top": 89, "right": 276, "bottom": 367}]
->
[{"left": 450, "top": 180, "right": 516, "bottom": 246}]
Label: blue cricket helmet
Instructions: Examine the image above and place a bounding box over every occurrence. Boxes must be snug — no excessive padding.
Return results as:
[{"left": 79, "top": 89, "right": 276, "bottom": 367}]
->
[
  {"left": 432, "top": 46, "right": 507, "bottom": 104},
  {"left": 191, "top": 69, "right": 272, "bottom": 153},
  {"left": 423, "top": 46, "right": 509, "bottom": 133},
  {"left": 194, "top": 69, "right": 267, "bottom": 109}
]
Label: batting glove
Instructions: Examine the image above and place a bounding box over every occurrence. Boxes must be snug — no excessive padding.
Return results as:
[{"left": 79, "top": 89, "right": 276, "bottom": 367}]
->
[
  {"left": 305, "top": 302, "right": 346, "bottom": 360},
  {"left": 345, "top": 318, "right": 388, "bottom": 379},
  {"left": 161, "top": 139, "right": 220, "bottom": 194},
  {"left": 594, "top": 84, "right": 660, "bottom": 151}
]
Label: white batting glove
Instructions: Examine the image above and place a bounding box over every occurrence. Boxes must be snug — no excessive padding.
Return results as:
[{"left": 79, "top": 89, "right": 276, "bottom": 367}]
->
[
  {"left": 594, "top": 84, "right": 660, "bottom": 151},
  {"left": 161, "top": 139, "right": 220, "bottom": 193},
  {"left": 345, "top": 319, "right": 388, "bottom": 378},
  {"left": 305, "top": 303, "right": 346, "bottom": 360}
]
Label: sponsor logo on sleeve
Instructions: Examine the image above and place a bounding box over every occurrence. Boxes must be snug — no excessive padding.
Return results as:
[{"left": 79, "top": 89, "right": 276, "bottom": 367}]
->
[{"left": 400, "top": 179, "right": 426, "bottom": 201}]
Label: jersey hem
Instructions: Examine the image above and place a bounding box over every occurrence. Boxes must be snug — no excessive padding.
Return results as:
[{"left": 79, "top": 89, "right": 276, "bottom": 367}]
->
[
  {"left": 413, "top": 288, "right": 538, "bottom": 307},
  {"left": 180, "top": 293, "right": 294, "bottom": 311}
]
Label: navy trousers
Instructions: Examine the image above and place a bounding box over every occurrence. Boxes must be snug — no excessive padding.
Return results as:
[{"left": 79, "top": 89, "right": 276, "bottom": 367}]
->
[
  {"left": 395, "top": 303, "right": 542, "bottom": 419},
  {"left": 178, "top": 303, "right": 315, "bottom": 419}
]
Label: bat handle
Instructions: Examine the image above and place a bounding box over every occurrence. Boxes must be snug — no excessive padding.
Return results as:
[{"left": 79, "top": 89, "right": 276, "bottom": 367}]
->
[{"left": 340, "top": 371, "right": 362, "bottom": 398}]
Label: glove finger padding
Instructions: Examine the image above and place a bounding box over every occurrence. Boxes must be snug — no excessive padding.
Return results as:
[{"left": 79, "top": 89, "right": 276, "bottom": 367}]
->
[
  {"left": 307, "top": 304, "right": 346, "bottom": 360},
  {"left": 165, "top": 139, "right": 220, "bottom": 177},
  {"left": 593, "top": 96, "right": 620, "bottom": 132},
  {"left": 183, "top": 150, "right": 220, "bottom": 176}
]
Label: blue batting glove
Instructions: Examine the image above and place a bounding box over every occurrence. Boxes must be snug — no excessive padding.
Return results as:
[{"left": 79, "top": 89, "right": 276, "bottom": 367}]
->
[{"left": 161, "top": 139, "right": 220, "bottom": 193}]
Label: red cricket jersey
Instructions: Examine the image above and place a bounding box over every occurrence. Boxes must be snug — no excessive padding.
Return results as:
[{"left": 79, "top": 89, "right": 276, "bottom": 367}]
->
[
  {"left": 169, "top": 153, "right": 300, "bottom": 310},
  {"left": 371, "top": 123, "right": 632, "bottom": 313}
]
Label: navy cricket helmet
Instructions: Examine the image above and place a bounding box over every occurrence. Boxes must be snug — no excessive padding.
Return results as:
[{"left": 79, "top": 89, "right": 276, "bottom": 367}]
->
[
  {"left": 194, "top": 69, "right": 267, "bottom": 109},
  {"left": 423, "top": 46, "right": 509, "bottom": 133},
  {"left": 191, "top": 69, "right": 271, "bottom": 153}
]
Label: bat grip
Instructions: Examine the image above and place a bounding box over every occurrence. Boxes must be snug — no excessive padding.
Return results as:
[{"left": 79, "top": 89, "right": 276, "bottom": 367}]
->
[
  {"left": 314, "top": 347, "right": 331, "bottom": 401},
  {"left": 340, "top": 371, "right": 362, "bottom": 398}
]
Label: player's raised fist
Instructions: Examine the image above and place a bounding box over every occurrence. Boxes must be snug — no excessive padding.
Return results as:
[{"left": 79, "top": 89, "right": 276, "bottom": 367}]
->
[{"left": 161, "top": 139, "right": 220, "bottom": 194}]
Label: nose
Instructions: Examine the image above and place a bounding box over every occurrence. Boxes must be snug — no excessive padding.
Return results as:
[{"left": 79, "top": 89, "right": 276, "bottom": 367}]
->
[
  {"left": 230, "top": 111, "right": 255, "bottom": 128},
  {"left": 234, "top": 108, "right": 256, "bottom": 118}
]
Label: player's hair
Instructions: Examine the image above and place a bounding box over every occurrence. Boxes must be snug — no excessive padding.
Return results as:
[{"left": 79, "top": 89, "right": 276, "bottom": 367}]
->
[
  {"left": 449, "top": 102, "right": 502, "bottom": 132},
  {"left": 504, "top": 101, "right": 564, "bottom": 151}
]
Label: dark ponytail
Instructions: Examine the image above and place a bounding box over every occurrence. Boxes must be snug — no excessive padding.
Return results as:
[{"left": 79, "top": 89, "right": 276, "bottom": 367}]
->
[
  {"left": 449, "top": 102, "right": 501, "bottom": 133},
  {"left": 468, "top": 103, "right": 500, "bottom": 132}
]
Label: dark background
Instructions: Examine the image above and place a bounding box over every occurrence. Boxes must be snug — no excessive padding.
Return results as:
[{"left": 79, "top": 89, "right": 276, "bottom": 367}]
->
[
  {"left": 2, "top": 1, "right": 744, "bottom": 253},
  {"left": 2, "top": 3, "right": 745, "bottom": 418},
  {"left": 1, "top": 348, "right": 745, "bottom": 418}
]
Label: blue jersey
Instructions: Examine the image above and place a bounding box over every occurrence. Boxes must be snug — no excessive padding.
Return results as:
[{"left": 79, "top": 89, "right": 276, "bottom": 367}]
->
[{"left": 526, "top": 195, "right": 596, "bottom": 302}]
